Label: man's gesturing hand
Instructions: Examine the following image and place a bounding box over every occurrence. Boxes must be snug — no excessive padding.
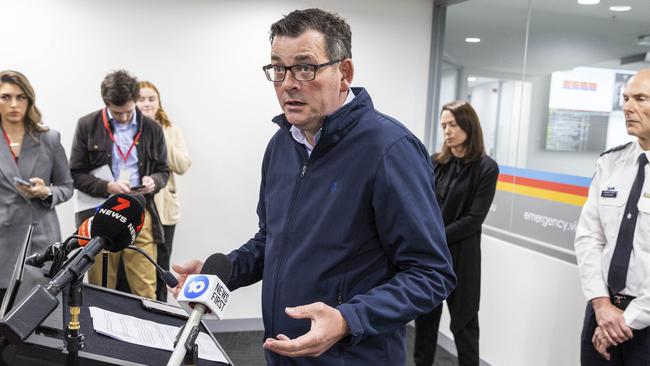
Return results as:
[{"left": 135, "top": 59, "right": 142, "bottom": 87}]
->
[{"left": 263, "top": 302, "right": 350, "bottom": 358}]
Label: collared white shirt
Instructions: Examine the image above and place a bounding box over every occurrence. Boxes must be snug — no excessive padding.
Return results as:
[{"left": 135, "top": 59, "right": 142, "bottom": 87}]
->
[
  {"left": 290, "top": 90, "right": 355, "bottom": 157},
  {"left": 107, "top": 108, "right": 140, "bottom": 187},
  {"left": 575, "top": 141, "right": 650, "bottom": 329}
]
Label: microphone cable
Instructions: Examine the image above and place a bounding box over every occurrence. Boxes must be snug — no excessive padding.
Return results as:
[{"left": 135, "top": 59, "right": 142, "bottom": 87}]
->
[{"left": 123, "top": 246, "right": 179, "bottom": 288}]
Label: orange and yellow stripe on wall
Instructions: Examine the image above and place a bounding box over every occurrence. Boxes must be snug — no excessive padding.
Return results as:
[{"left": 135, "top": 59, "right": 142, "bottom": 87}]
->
[{"left": 496, "top": 168, "right": 590, "bottom": 207}]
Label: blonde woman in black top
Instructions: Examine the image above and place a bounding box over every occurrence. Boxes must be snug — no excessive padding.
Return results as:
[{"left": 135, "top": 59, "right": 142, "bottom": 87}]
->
[{"left": 414, "top": 100, "right": 499, "bottom": 366}]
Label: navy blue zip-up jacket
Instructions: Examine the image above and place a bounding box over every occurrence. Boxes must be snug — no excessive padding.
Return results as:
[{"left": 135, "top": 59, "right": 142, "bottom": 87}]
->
[{"left": 227, "top": 88, "right": 456, "bottom": 365}]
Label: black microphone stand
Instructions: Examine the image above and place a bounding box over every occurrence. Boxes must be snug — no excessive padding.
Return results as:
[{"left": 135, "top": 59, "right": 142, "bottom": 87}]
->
[
  {"left": 65, "top": 277, "right": 85, "bottom": 366},
  {"left": 0, "top": 237, "right": 106, "bottom": 344},
  {"left": 101, "top": 252, "right": 109, "bottom": 288}
]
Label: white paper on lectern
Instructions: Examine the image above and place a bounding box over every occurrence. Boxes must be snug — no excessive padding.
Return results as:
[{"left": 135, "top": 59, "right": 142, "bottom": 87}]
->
[
  {"left": 74, "top": 164, "right": 113, "bottom": 212},
  {"left": 88, "top": 307, "right": 228, "bottom": 364}
]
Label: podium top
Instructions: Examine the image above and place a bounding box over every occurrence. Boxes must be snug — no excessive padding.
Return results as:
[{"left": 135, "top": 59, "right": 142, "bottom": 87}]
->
[{"left": 16, "top": 284, "right": 233, "bottom": 366}]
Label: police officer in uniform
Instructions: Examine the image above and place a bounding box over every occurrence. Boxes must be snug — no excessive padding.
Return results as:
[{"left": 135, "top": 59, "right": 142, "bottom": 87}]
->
[{"left": 575, "top": 68, "right": 650, "bottom": 365}]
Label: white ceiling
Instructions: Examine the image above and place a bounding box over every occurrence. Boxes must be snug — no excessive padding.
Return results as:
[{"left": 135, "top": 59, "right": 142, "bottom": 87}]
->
[{"left": 444, "top": 0, "right": 650, "bottom": 77}]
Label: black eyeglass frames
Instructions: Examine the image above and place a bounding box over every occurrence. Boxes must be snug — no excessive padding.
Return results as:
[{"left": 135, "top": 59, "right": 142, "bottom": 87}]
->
[{"left": 262, "top": 59, "right": 343, "bottom": 82}]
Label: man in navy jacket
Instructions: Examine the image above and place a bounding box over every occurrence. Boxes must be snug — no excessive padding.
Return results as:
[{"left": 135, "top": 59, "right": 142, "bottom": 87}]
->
[{"left": 173, "top": 8, "right": 455, "bottom": 365}]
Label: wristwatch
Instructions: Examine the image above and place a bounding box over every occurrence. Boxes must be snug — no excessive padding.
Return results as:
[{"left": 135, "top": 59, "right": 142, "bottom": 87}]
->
[{"left": 40, "top": 188, "right": 53, "bottom": 200}]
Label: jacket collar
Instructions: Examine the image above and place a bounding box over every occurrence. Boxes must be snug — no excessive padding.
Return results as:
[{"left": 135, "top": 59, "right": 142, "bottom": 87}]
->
[
  {"left": 272, "top": 87, "right": 372, "bottom": 158},
  {"left": 17, "top": 132, "right": 40, "bottom": 181},
  {"left": 103, "top": 106, "right": 144, "bottom": 134},
  {"left": 0, "top": 131, "right": 41, "bottom": 200}
]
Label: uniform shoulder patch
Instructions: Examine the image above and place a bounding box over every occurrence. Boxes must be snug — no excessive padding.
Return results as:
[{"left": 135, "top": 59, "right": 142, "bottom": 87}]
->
[{"left": 600, "top": 142, "right": 632, "bottom": 157}]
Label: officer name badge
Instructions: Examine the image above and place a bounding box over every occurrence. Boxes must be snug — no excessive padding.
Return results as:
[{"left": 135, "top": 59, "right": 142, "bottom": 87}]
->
[{"left": 601, "top": 187, "right": 617, "bottom": 198}]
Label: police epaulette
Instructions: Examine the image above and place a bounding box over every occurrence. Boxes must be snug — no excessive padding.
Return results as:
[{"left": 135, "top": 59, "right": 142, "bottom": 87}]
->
[{"left": 600, "top": 142, "right": 632, "bottom": 156}]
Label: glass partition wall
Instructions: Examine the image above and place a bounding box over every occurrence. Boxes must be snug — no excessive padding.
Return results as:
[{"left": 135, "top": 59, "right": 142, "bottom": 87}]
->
[
  {"left": 437, "top": 0, "right": 650, "bottom": 262},
  {"left": 429, "top": 1, "right": 650, "bottom": 364}
]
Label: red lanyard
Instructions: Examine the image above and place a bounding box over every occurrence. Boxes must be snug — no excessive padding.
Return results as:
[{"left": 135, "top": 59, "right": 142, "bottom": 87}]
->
[
  {"left": 102, "top": 108, "right": 142, "bottom": 163},
  {"left": 1, "top": 125, "right": 18, "bottom": 162}
]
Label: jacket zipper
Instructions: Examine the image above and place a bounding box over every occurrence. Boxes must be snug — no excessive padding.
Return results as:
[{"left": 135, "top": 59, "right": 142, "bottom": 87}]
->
[{"left": 269, "top": 147, "right": 310, "bottom": 337}]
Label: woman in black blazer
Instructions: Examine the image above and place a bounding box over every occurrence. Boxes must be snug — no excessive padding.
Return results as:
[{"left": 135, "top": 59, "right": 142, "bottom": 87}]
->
[{"left": 414, "top": 101, "right": 499, "bottom": 366}]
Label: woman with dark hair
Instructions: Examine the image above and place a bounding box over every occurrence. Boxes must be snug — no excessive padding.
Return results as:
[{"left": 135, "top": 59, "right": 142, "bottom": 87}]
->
[
  {"left": 136, "top": 81, "right": 191, "bottom": 301},
  {"left": 0, "top": 70, "right": 73, "bottom": 301},
  {"left": 414, "top": 100, "right": 499, "bottom": 366}
]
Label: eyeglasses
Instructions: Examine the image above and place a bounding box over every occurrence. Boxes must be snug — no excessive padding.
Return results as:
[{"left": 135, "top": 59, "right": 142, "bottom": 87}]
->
[{"left": 262, "top": 60, "right": 342, "bottom": 82}]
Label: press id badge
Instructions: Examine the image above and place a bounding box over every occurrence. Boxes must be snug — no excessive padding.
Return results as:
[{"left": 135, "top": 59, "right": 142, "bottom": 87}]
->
[{"left": 118, "top": 167, "right": 130, "bottom": 183}]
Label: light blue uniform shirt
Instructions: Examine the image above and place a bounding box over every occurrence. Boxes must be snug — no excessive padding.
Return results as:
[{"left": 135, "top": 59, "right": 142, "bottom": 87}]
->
[{"left": 107, "top": 109, "right": 140, "bottom": 187}]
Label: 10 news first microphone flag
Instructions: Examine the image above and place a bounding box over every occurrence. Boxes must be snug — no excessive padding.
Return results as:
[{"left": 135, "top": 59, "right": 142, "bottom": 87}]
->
[
  {"left": 178, "top": 275, "right": 230, "bottom": 320},
  {"left": 177, "top": 253, "right": 233, "bottom": 320}
]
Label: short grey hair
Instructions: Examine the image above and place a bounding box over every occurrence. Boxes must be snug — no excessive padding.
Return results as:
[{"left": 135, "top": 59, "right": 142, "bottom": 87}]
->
[{"left": 269, "top": 8, "right": 352, "bottom": 61}]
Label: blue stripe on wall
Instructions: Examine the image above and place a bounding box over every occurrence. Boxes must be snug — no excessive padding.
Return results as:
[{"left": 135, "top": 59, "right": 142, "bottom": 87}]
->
[{"left": 499, "top": 165, "right": 592, "bottom": 188}]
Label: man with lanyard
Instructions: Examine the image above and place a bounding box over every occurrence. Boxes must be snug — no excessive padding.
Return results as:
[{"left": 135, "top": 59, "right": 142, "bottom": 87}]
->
[
  {"left": 575, "top": 68, "right": 650, "bottom": 364},
  {"left": 70, "top": 70, "right": 168, "bottom": 300}
]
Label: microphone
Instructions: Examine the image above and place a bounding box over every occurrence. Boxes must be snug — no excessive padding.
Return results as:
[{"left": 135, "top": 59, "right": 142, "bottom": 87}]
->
[
  {"left": 124, "top": 246, "right": 179, "bottom": 288},
  {"left": 0, "top": 194, "right": 144, "bottom": 344},
  {"left": 166, "top": 253, "right": 233, "bottom": 366},
  {"left": 26, "top": 208, "right": 177, "bottom": 288},
  {"left": 25, "top": 218, "right": 92, "bottom": 268}
]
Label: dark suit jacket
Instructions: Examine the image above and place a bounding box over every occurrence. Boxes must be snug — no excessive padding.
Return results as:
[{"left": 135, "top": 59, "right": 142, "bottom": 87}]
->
[
  {"left": 432, "top": 153, "right": 498, "bottom": 332},
  {"left": 0, "top": 129, "right": 73, "bottom": 288},
  {"left": 69, "top": 108, "right": 169, "bottom": 243}
]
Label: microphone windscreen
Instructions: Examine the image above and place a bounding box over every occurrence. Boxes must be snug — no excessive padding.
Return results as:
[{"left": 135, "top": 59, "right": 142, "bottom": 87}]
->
[
  {"left": 201, "top": 253, "right": 233, "bottom": 284},
  {"left": 130, "top": 193, "right": 146, "bottom": 209},
  {"left": 162, "top": 271, "right": 179, "bottom": 288},
  {"left": 92, "top": 194, "right": 144, "bottom": 252},
  {"left": 77, "top": 217, "right": 92, "bottom": 246}
]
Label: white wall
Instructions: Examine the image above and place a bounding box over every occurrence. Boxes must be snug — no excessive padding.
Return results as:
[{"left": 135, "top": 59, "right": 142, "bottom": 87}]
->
[
  {"left": 3, "top": 0, "right": 434, "bottom": 319},
  {"left": 438, "top": 235, "right": 585, "bottom": 365}
]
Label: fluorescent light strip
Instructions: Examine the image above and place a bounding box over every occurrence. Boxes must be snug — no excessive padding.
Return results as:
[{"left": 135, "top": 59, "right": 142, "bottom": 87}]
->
[
  {"left": 577, "top": 0, "right": 599, "bottom": 4},
  {"left": 465, "top": 37, "right": 481, "bottom": 43},
  {"left": 609, "top": 5, "right": 631, "bottom": 11}
]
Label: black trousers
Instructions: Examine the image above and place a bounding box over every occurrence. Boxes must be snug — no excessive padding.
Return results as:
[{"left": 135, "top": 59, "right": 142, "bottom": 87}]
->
[
  {"left": 414, "top": 304, "right": 479, "bottom": 366},
  {"left": 155, "top": 224, "right": 176, "bottom": 302},
  {"left": 581, "top": 303, "right": 650, "bottom": 365}
]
